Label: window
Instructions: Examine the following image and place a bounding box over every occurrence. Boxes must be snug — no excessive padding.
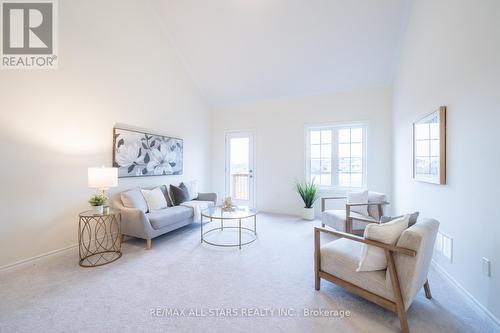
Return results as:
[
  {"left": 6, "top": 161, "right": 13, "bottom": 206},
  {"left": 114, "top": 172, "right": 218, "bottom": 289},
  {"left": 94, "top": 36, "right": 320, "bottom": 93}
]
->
[{"left": 306, "top": 124, "right": 367, "bottom": 188}]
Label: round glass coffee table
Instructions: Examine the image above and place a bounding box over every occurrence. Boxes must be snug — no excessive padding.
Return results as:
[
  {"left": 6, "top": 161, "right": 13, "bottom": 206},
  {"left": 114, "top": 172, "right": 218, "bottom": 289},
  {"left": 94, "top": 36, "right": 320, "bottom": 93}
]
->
[{"left": 201, "top": 206, "right": 258, "bottom": 249}]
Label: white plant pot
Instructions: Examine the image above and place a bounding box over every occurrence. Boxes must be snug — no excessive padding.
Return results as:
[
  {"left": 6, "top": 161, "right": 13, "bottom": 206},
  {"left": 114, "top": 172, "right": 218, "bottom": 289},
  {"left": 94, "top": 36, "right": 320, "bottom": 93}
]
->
[
  {"left": 302, "top": 207, "right": 315, "bottom": 220},
  {"left": 92, "top": 205, "right": 104, "bottom": 215}
]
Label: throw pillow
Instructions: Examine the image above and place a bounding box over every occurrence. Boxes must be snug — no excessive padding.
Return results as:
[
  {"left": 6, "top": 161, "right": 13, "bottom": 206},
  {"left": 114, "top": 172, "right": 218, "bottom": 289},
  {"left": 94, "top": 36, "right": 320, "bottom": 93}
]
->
[
  {"left": 121, "top": 188, "right": 148, "bottom": 213},
  {"left": 357, "top": 214, "right": 410, "bottom": 272},
  {"left": 170, "top": 184, "right": 190, "bottom": 205},
  {"left": 348, "top": 190, "right": 369, "bottom": 216},
  {"left": 141, "top": 187, "right": 168, "bottom": 211},
  {"left": 181, "top": 180, "right": 199, "bottom": 200},
  {"left": 163, "top": 184, "right": 175, "bottom": 206},
  {"left": 381, "top": 211, "right": 419, "bottom": 227}
]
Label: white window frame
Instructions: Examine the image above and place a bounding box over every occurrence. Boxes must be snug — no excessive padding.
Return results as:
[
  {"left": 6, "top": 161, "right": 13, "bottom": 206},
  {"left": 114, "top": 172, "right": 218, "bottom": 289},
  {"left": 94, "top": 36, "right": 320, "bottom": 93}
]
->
[{"left": 304, "top": 122, "right": 368, "bottom": 190}]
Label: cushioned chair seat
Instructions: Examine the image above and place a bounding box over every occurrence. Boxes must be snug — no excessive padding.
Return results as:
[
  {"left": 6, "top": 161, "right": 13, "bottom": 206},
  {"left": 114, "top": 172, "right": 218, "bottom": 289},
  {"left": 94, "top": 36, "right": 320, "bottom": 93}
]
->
[
  {"left": 322, "top": 210, "right": 378, "bottom": 232},
  {"left": 147, "top": 206, "right": 193, "bottom": 230},
  {"left": 320, "top": 238, "right": 394, "bottom": 301}
]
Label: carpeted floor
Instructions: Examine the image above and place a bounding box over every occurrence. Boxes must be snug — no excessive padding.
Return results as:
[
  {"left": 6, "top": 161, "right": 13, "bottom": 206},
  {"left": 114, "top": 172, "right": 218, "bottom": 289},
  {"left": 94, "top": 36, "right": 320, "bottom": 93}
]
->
[{"left": 0, "top": 213, "right": 497, "bottom": 333}]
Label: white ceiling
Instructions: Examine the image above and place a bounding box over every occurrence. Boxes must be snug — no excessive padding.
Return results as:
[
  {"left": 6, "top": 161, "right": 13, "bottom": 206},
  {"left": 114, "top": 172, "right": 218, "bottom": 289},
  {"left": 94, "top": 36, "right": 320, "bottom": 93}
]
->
[{"left": 154, "top": 0, "right": 411, "bottom": 107}]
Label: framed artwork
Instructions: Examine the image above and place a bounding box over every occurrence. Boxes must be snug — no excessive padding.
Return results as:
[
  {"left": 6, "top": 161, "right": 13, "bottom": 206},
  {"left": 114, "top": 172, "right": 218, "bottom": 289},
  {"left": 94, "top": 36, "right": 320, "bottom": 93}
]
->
[
  {"left": 113, "top": 127, "right": 183, "bottom": 178},
  {"left": 413, "top": 106, "right": 446, "bottom": 184}
]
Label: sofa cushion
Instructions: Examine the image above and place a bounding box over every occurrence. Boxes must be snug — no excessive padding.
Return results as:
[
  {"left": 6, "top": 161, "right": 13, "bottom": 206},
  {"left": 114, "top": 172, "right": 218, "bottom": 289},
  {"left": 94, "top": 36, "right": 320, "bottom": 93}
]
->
[
  {"left": 121, "top": 188, "right": 148, "bottom": 213},
  {"left": 181, "top": 180, "right": 199, "bottom": 200},
  {"left": 170, "top": 184, "right": 190, "bottom": 205},
  {"left": 147, "top": 206, "right": 193, "bottom": 230},
  {"left": 141, "top": 187, "right": 168, "bottom": 211},
  {"left": 158, "top": 185, "right": 174, "bottom": 207}
]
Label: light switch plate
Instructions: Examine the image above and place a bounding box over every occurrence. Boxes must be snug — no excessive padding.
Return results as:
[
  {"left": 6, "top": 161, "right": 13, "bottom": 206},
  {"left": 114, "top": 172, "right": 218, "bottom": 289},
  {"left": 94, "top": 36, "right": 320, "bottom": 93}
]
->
[
  {"left": 482, "top": 257, "right": 491, "bottom": 277},
  {"left": 435, "top": 231, "right": 453, "bottom": 262},
  {"left": 442, "top": 235, "right": 453, "bottom": 261}
]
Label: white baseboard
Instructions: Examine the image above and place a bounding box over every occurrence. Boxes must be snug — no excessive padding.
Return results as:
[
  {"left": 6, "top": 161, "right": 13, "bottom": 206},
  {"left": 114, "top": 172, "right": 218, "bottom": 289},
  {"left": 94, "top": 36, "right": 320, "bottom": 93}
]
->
[
  {"left": 0, "top": 243, "right": 78, "bottom": 271},
  {"left": 431, "top": 260, "right": 500, "bottom": 329}
]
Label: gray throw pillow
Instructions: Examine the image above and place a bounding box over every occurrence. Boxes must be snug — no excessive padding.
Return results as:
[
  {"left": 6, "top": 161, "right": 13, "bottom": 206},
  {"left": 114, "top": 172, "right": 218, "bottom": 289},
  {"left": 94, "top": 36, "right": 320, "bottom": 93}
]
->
[
  {"left": 170, "top": 184, "right": 190, "bottom": 205},
  {"left": 380, "top": 211, "right": 419, "bottom": 227}
]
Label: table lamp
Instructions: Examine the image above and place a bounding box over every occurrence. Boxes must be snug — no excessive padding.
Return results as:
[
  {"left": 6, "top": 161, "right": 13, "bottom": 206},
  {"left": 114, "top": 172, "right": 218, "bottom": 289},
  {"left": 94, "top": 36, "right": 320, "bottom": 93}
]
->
[
  {"left": 88, "top": 166, "right": 118, "bottom": 214},
  {"left": 88, "top": 166, "right": 118, "bottom": 193}
]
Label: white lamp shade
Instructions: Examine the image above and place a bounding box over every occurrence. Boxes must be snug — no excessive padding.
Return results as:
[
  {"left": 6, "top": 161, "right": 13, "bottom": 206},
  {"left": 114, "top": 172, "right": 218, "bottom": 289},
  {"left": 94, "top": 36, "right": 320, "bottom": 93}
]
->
[{"left": 88, "top": 167, "right": 118, "bottom": 190}]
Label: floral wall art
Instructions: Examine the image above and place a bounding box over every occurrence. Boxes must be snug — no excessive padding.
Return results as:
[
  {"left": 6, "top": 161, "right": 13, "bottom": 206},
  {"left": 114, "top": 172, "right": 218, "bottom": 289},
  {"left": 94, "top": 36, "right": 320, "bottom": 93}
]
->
[{"left": 113, "top": 127, "right": 183, "bottom": 177}]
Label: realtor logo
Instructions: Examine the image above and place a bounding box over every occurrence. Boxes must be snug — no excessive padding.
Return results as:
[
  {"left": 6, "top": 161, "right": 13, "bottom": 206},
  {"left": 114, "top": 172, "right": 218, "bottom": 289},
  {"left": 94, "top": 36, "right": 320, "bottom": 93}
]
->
[{"left": 1, "top": 0, "right": 57, "bottom": 68}]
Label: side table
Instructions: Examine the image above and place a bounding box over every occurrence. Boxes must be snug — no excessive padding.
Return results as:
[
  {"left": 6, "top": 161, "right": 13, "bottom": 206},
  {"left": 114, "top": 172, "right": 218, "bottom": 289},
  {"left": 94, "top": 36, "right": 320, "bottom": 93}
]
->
[{"left": 78, "top": 210, "right": 122, "bottom": 267}]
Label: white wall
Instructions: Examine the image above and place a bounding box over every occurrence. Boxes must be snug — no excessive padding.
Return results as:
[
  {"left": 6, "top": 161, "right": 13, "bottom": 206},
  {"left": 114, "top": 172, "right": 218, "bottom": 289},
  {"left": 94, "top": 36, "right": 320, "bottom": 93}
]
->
[
  {"left": 0, "top": 0, "right": 211, "bottom": 268},
  {"left": 211, "top": 87, "right": 393, "bottom": 216},
  {"left": 393, "top": 0, "right": 500, "bottom": 321}
]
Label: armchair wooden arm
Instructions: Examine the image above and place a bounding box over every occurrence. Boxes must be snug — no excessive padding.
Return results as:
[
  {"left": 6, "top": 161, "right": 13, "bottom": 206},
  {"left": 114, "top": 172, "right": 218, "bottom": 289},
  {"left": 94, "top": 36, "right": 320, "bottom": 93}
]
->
[
  {"left": 321, "top": 197, "right": 390, "bottom": 234},
  {"left": 345, "top": 201, "right": 389, "bottom": 207},
  {"left": 345, "top": 202, "right": 390, "bottom": 231},
  {"left": 314, "top": 227, "right": 416, "bottom": 257}
]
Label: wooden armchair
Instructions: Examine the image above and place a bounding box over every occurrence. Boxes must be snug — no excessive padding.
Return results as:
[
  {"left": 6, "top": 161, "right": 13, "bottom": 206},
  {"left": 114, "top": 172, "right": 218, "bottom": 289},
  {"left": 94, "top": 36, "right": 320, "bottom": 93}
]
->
[
  {"left": 321, "top": 191, "right": 389, "bottom": 235},
  {"left": 314, "top": 218, "right": 439, "bottom": 333}
]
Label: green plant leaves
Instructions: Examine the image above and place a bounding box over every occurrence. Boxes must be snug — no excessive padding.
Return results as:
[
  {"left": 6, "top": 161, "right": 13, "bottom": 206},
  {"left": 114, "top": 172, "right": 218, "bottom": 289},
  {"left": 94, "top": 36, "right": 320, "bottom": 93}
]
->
[{"left": 295, "top": 180, "right": 319, "bottom": 208}]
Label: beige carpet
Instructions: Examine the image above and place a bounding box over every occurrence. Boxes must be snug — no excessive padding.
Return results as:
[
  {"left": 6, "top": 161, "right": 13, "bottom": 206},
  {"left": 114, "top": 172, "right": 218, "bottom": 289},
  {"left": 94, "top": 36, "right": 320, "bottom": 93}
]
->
[{"left": 0, "top": 213, "right": 497, "bottom": 333}]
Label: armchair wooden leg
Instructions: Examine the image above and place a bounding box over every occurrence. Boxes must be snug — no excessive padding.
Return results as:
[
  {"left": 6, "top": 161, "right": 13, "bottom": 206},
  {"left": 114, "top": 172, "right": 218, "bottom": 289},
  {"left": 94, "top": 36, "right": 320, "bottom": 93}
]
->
[
  {"left": 386, "top": 250, "right": 410, "bottom": 333},
  {"left": 424, "top": 280, "right": 432, "bottom": 299},
  {"left": 346, "top": 218, "right": 353, "bottom": 234},
  {"left": 314, "top": 228, "right": 321, "bottom": 290},
  {"left": 146, "top": 239, "right": 152, "bottom": 250}
]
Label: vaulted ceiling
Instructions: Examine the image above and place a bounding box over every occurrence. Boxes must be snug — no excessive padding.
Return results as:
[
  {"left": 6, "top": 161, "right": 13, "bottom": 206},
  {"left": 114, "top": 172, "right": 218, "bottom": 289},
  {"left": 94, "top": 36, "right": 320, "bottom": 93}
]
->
[{"left": 154, "top": 0, "right": 411, "bottom": 107}]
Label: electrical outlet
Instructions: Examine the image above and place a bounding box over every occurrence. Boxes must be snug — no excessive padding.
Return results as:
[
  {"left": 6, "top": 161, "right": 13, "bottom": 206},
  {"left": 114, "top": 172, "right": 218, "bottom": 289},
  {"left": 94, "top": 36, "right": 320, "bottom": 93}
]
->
[{"left": 482, "top": 257, "right": 491, "bottom": 277}]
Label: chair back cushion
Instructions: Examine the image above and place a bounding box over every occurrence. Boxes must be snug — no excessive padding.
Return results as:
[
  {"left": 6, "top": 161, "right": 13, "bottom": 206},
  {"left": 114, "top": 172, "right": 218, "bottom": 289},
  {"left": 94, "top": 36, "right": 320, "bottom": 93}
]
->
[
  {"left": 367, "top": 191, "right": 387, "bottom": 220},
  {"left": 392, "top": 218, "right": 439, "bottom": 309},
  {"left": 348, "top": 190, "right": 369, "bottom": 216}
]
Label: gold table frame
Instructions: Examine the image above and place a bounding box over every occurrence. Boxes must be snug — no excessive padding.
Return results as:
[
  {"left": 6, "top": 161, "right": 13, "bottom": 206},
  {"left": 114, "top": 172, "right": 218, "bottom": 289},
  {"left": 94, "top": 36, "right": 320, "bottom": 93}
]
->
[
  {"left": 78, "top": 210, "right": 122, "bottom": 267},
  {"left": 201, "top": 207, "right": 258, "bottom": 249}
]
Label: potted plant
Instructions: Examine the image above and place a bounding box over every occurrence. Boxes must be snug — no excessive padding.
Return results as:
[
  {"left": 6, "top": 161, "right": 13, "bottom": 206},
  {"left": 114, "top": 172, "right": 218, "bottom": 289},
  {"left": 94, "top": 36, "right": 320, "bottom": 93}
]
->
[
  {"left": 295, "top": 180, "right": 319, "bottom": 220},
  {"left": 88, "top": 193, "right": 108, "bottom": 215}
]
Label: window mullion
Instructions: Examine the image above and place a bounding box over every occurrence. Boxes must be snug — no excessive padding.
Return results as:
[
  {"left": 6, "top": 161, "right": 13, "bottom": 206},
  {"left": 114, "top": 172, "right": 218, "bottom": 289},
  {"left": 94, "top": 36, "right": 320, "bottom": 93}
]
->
[{"left": 332, "top": 128, "right": 338, "bottom": 187}]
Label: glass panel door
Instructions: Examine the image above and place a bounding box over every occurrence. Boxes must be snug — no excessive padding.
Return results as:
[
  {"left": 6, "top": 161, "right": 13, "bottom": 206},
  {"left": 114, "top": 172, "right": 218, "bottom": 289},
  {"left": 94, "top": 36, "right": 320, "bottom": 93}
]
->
[{"left": 225, "top": 131, "right": 255, "bottom": 207}]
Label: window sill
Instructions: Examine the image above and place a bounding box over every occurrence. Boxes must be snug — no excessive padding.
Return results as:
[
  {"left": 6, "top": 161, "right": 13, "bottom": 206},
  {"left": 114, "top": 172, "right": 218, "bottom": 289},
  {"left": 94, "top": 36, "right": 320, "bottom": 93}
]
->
[{"left": 317, "top": 186, "right": 366, "bottom": 193}]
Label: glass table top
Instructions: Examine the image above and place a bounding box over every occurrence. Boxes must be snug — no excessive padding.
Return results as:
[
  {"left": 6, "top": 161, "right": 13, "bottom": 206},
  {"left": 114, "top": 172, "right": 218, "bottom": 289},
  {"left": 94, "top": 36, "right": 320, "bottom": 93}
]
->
[
  {"left": 202, "top": 206, "right": 257, "bottom": 219},
  {"left": 79, "top": 209, "right": 116, "bottom": 217}
]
